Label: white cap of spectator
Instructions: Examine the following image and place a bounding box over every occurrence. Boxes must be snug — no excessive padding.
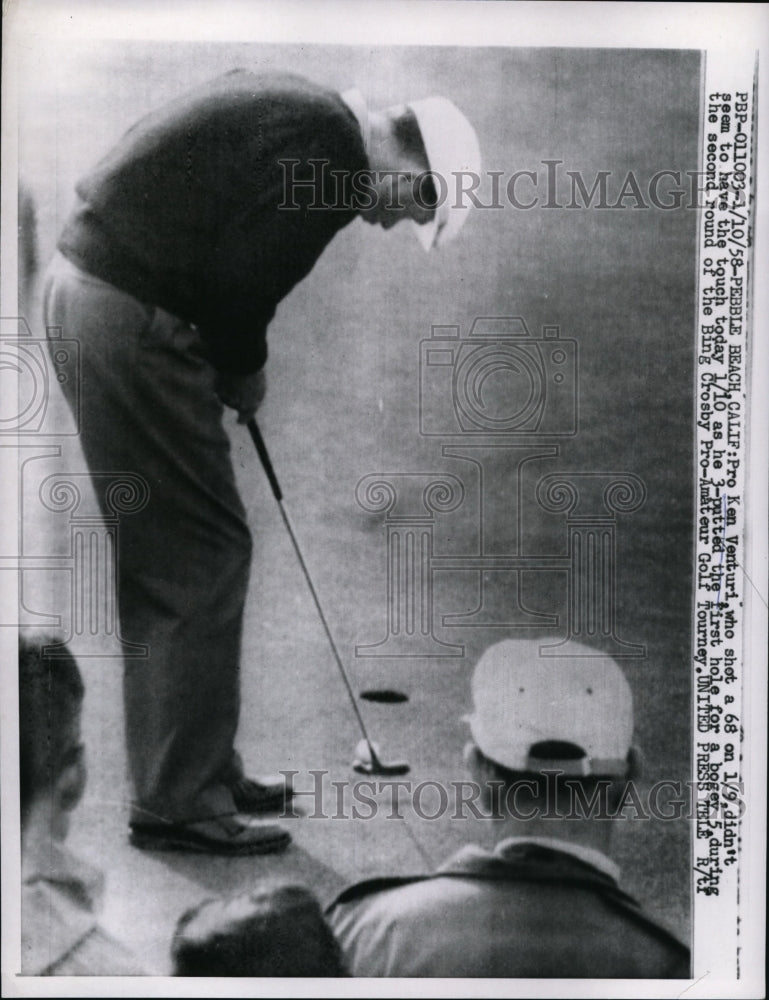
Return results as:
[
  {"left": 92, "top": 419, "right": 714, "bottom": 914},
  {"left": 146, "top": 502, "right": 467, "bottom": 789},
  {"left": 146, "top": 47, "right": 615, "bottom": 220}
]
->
[
  {"left": 407, "top": 96, "right": 482, "bottom": 251},
  {"left": 466, "top": 639, "right": 634, "bottom": 778}
]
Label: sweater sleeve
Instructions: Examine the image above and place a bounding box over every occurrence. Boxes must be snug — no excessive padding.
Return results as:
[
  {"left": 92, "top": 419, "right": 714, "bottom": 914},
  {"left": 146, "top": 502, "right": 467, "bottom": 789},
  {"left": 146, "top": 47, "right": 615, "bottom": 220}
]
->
[
  {"left": 57, "top": 72, "right": 365, "bottom": 374},
  {"left": 193, "top": 86, "right": 365, "bottom": 375},
  {"left": 196, "top": 296, "right": 274, "bottom": 374}
]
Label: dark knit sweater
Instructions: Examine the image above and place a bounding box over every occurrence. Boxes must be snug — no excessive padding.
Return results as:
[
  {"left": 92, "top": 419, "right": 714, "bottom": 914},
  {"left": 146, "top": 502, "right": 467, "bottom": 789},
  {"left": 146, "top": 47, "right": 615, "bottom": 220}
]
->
[{"left": 59, "top": 70, "right": 367, "bottom": 373}]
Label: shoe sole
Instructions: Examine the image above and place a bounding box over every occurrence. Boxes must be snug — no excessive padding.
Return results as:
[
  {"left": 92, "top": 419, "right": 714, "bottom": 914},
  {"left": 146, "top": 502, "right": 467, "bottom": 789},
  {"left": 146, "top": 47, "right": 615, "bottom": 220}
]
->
[{"left": 129, "top": 826, "right": 291, "bottom": 856}]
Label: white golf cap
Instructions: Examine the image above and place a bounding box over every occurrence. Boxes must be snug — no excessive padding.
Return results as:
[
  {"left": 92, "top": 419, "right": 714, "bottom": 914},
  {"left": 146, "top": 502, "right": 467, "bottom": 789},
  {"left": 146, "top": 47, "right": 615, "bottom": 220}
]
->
[
  {"left": 466, "top": 639, "right": 634, "bottom": 777},
  {"left": 407, "top": 96, "right": 482, "bottom": 252}
]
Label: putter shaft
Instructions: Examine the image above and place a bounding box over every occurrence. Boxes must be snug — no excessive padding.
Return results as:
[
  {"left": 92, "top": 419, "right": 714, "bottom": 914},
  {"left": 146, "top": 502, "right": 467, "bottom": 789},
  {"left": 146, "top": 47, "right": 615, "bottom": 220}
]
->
[{"left": 247, "top": 418, "right": 382, "bottom": 765}]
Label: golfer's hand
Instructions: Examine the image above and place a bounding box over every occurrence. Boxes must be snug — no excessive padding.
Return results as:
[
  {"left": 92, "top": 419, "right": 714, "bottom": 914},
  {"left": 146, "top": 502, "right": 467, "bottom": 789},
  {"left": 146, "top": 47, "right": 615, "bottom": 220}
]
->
[{"left": 215, "top": 370, "right": 267, "bottom": 424}]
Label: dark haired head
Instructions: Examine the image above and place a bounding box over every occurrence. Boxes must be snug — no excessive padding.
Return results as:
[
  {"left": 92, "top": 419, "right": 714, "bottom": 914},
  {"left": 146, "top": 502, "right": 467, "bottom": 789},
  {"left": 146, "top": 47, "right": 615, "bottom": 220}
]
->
[
  {"left": 468, "top": 742, "right": 636, "bottom": 819},
  {"left": 19, "top": 633, "right": 84, "bottom": 826},
  {"left": 172, "top": 883, "right": 346, "bottom": 977}
]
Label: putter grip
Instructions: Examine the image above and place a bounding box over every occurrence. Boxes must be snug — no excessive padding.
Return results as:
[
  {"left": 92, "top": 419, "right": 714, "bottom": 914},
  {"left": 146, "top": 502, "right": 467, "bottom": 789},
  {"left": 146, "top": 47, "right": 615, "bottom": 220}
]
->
[{"left": 247, "top": 419, "right": 283, "bottom": 502}]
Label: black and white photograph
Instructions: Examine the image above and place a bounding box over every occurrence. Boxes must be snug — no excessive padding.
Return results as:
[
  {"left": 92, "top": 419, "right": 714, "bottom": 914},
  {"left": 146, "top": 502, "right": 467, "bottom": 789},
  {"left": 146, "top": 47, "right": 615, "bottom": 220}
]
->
[{"left": 1, "top": 2, "right": 766, "bottom": 996}]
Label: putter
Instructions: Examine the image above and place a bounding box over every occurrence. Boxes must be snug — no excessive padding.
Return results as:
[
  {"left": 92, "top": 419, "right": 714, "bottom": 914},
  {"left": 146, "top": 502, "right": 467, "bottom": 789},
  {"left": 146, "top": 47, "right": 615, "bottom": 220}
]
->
[{"left": 247, "top": 418, "right": 410, "bottom": 777}]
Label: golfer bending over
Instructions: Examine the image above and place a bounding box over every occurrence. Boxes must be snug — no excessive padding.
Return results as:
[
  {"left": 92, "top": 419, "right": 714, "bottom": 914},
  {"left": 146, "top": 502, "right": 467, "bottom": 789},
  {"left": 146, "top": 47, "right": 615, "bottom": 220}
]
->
[{"left": 45, "top": 70, "right": 480, "bottom": 854}]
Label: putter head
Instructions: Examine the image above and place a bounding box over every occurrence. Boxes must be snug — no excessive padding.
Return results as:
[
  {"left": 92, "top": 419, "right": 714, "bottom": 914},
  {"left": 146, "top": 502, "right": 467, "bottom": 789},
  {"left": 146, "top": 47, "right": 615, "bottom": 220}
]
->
[{"left": 352, "top": 739, "right": 410, "bottom": 776}]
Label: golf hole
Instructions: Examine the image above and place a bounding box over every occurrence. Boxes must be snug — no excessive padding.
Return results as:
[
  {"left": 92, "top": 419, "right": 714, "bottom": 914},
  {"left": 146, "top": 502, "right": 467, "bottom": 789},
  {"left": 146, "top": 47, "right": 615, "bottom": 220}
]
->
[{"left": 360, "top": 688, "right": 409, "bottom": 704}]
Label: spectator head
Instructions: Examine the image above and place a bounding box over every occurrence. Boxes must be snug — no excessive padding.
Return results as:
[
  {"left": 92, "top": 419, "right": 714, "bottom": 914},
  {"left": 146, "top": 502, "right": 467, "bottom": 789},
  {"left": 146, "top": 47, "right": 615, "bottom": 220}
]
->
[
  {"left": 464, "top": 639, "right": 640, "bottom": 818},
  {"left": 19, "top": 633, "right": 85, "bottom": 839},
  {"left": 171, "top": 883, "right": 346, "bottom": 977}
]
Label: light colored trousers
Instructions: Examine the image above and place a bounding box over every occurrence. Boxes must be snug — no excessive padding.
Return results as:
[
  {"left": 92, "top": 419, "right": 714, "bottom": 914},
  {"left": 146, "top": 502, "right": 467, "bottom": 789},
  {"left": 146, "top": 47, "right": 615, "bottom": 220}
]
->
[{"left": 44, "top": 253, "right": 251, "bottom": 823}]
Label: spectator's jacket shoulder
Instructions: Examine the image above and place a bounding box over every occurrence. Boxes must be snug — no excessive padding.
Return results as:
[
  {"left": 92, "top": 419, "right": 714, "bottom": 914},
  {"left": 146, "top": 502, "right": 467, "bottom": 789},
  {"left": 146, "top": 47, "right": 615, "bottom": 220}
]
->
[
  {"left": 327, "top": 843, "right": 689, "bottom": 961},
  {"left": 22, "top": 844, "right": 144, "bottom": 976}
]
